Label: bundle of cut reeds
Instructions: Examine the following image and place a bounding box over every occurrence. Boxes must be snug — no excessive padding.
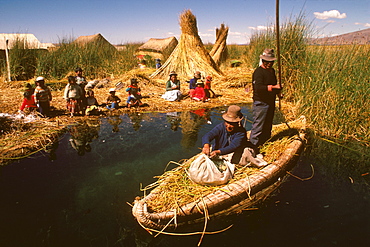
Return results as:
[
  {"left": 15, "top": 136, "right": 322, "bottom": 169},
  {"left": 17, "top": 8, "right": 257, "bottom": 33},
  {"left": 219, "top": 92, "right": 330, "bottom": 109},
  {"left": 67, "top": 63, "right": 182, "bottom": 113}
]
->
[
  {"left": 209, "top": 24, "right": 229, "bottom": 66},
  {"left": 150, "top": 10, "right": 223, "bottom": 80}
]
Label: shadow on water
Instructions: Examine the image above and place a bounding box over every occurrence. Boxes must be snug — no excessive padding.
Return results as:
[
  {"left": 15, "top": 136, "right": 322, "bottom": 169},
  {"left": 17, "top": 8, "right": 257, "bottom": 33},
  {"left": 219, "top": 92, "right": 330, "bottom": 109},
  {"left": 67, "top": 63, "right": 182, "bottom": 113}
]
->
[{"left": 0, "top": 104, "right": 369, "bottom": 247}]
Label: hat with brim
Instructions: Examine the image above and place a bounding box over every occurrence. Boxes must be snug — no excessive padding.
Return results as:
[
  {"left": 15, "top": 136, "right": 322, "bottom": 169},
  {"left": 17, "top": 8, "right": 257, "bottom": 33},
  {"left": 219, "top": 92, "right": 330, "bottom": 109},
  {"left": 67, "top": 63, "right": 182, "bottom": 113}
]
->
[
  {"left": 259, "top": 48, "right": 277, "bottom": 61},
  {"left": 194, "top": 71, "right": 201, "bottom": 79},
  {"left": 169, "top": 71, "right": 177, "bottom": 77},
  {"left": 109, "top": 88, "right": 116, "bottom": 93},
  {"left": 35, "top": 76, "right": 44, "bottom": 82},
  {"left": 196, "top": 81, "right": 204, "bottom": 85},
  {"left": 222, "top": 105, "right": 244, "bottom": 122}
]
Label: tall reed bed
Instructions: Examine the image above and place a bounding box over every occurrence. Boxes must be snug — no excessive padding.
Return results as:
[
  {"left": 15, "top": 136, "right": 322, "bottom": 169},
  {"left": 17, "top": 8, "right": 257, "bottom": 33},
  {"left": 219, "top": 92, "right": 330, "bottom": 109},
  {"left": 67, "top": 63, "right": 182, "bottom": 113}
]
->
[
  {"left": 36, "top": 39, "right": 142, "bottom": 80},
  {"left": 0, "top": 38, "right": 44, "bottom": 80},
  {"left": 297, "top": 44, "right": 369, "bottom": 144},
  {"left": 247, "top": 14, "right": 369, "bottom": 147}
]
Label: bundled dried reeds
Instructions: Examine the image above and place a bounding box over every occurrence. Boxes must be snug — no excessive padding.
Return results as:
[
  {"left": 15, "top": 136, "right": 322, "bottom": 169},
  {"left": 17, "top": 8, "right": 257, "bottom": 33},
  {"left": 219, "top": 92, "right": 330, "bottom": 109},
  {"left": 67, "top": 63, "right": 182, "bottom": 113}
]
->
[
  {"left": 142, "top": 118, "right": 305, "bottom": 213},
  {"left": 143, "top": 155, "right": 259, "bottom": 213},
  {"left": 209, "top": 24, "right": 229, "bottom": 66},
  {"left": 150, "top": 10, "right": 223, "bottom": 80}
]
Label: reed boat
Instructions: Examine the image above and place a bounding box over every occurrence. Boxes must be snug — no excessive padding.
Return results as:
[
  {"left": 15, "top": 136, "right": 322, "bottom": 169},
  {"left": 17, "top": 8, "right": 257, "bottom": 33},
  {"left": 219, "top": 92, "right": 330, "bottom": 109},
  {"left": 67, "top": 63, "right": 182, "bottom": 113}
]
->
[{"left": 132, "top": 116, "right": 307, "bottom": 233}]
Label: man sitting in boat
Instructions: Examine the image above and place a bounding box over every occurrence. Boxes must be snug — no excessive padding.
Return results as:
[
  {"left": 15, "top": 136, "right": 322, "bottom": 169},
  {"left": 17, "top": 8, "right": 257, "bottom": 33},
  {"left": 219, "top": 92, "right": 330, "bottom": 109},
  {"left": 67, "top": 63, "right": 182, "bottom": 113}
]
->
[{"left": 202, "top": 105, "right": 267, "bottom": 168}]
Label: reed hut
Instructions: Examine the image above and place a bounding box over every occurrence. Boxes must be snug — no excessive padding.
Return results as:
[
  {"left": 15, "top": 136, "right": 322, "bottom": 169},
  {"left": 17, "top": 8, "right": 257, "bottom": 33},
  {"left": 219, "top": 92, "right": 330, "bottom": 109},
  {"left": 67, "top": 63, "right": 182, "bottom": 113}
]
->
[
  {"left": 74, "top": 33, "right": 116, "bottom": 50},
  {"left": 209, "top": 24, "right": 229, "bottom": 66},
  {"left": 136, "top": 36, "right": 178, "bottom": 61},
  {"left": 150, "top": 10, "right": 223, "bottom": 80}
]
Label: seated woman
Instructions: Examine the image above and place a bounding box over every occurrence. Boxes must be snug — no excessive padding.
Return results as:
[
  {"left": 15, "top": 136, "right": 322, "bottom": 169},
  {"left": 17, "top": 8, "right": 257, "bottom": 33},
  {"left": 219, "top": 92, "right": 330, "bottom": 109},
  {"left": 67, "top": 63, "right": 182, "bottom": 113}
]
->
[{"left": 161, "top": 71, "right": 182, "bottom": 101}]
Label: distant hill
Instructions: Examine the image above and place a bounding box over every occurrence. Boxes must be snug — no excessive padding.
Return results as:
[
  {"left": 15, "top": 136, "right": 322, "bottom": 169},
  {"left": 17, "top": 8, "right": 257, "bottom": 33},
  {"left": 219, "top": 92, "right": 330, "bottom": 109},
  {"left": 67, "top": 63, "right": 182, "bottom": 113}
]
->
[{"left": 311, "top": 28, "right": 370, "bottom": 45}]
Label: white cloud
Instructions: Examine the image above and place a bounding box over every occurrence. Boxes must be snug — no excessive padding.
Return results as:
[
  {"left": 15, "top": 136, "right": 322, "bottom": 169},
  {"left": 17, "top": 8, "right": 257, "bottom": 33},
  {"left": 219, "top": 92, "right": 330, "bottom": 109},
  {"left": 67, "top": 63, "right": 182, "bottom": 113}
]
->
[
  {"left": 355, "top": 22, "right": 370, "bottom": 27},
  {"left": 229, "top": 31, "right": 242, "bottom": 35},
  {"left": 199, "top": 32, "right": 213, "bottom": 37},
  {"left": 248, "top": 26, "right": 268, "bottom": 31},
  {"left": 314, "top": 10, "right": 346, "bottom": 20}
]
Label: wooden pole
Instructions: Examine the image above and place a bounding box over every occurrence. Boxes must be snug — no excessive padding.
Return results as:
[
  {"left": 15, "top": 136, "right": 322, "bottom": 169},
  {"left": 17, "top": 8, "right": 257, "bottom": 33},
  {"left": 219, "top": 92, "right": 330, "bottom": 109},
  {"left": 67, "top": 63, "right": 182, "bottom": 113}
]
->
[
  {"left": 276, "top": 0, "right": 282, "bottom": 110},
  {"left": 5, "top": 38, "right": 11, "bottom": 82}
]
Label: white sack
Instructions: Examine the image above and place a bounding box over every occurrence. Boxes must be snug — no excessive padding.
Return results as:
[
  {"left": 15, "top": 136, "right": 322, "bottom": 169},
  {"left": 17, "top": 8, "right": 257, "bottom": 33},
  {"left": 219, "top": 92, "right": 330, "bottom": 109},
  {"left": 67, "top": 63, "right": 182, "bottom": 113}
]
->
[{"left": 188, "top": 154, "right": 235, "bottom": 186}]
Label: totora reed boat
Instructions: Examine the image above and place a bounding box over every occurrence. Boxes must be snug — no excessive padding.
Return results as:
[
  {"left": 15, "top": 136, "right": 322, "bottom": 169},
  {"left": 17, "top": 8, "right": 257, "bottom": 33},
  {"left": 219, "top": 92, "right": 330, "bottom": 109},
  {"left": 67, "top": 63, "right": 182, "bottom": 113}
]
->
[{"left": 132, "top": 116, "right": 307, "bottom": 235}]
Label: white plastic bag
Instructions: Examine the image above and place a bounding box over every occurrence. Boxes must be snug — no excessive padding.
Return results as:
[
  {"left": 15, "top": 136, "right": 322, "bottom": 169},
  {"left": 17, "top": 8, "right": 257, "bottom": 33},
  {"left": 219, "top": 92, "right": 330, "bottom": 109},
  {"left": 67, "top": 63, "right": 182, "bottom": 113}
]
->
[{"left": 187, "top": 154, "right": 235, "bottom": 186}]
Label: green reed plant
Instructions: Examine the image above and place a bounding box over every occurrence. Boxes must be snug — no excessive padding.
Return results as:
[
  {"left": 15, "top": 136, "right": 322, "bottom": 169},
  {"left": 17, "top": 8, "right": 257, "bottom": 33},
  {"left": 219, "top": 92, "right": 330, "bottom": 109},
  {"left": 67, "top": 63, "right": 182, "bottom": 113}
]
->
[
  {"left": 247, "top": 12, "right": 369, "bottom": 147},
  {"left": 0, "top": 38, "right": 44, "bottom": 80},
  {"left": 36, "top": 38, "right": 142, "bottom": 80},
  {"left": 297, "top": 44, "right": 370, "bottom": 144}
]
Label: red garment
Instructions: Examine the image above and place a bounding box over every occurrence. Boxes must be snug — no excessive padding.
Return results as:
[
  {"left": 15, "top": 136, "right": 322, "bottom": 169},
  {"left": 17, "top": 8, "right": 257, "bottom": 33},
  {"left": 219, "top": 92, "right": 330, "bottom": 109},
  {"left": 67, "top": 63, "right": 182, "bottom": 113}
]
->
[
  {"left": 20, "top": 95, "right": 37, "bottom": 110},
  {"left": 204, "top": 80, "right": 211, "bottom": 90},
  {"left": 192, "top": 86, "right": 206, "bottom": 100}
]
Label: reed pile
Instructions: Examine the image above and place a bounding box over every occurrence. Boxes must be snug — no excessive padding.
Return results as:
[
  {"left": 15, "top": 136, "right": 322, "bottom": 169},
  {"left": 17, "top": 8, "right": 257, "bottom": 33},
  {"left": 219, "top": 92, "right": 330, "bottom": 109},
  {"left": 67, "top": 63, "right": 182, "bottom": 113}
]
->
[
  {"left": 142, "top": 120, "right": 302, "bottom": 213},
  {"left": 209, "top": 24, "right": 229, "bottom": 66},
  {"left": 150, "top": 10, "right": 223, "bottom": 81}
]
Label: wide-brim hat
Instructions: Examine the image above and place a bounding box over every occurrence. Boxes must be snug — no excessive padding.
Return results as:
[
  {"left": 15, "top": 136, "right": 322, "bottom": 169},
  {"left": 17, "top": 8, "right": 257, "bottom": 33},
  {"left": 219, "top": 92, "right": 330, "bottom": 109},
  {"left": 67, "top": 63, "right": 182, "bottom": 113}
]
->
[
  {"left": 169, "top": 71, "right": 177, "bottom": 77},
  {"left": 222, "top": 105, "right": 244, "bottom": 122},
  {"left": 35, "top": 76, "right": 45, "bottom": 82},
  {"left": 109, "top": 88, "right": 116, "bottom": 93},
  {"left": 259, "top": 48, "right": 277, "bottom": 61}
]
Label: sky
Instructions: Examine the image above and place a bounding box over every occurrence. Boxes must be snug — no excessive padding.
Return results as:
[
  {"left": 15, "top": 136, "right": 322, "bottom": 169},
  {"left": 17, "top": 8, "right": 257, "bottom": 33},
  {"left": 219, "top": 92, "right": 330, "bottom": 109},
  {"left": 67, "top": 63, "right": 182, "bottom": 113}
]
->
[{"left": 1, "top": 0, "right": 369, "bottom": 45}]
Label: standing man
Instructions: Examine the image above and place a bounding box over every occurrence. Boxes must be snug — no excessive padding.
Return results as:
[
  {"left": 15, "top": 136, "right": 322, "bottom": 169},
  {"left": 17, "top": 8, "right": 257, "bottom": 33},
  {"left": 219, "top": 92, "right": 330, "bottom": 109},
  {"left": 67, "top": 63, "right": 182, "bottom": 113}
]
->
[{"left": 249, "top": 48, "right": 282, "bottom": 152}]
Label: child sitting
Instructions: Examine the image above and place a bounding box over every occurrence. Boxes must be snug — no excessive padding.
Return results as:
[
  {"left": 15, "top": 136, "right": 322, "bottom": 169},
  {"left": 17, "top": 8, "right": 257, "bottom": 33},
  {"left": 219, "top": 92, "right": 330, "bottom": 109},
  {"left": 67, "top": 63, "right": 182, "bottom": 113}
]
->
[
  {"left": 19, "top": 91, "right": 37, "bottom": 113},
  {"left": 192, "top": 81, "right": 208, "bottom": 102},
  {"left": 85, "top": 85, "right": 100, "bottom": 116},
  {"left": 106, "top": 88, "right": 121, "bottom": 110},
  {"left": 126, "top": 78, "right": 143, "bottom": 108}
]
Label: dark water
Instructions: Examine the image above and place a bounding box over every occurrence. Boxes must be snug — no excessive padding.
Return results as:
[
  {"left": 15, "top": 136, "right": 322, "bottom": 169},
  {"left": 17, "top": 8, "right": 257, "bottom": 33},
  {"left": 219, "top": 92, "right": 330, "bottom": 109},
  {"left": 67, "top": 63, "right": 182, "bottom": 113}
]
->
[{"left": 0, "top": 105, "right": 369, "bottom": 247}]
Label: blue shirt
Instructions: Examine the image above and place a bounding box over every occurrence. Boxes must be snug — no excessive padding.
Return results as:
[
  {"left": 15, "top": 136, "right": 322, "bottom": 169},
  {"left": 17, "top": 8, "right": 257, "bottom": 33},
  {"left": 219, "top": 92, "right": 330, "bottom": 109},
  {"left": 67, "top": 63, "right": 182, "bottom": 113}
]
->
[
  {"left": 202, "top": 122, "right": 247, "bottom": 155},
  {"left": 188, "top": 78, "right": 197, "bottom": 89}
]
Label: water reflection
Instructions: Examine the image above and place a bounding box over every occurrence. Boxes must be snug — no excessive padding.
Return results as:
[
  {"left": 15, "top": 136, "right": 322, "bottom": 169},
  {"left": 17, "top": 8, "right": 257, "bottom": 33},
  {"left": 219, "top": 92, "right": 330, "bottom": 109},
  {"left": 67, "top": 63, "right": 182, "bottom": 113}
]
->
[
  {"left": 166, "top": 112, "right": 181, "bottom": 131},
  {"left": 107, "top": 115, "right": 122, "bottom": 133},
  {"left": 1, "top": 105, "right": 368, "bottom": 247},
  {"left": 180, "top": 109, "right": 212, "bottom": 150},
  {"left": 128, "top": 112, "right": 143, "bottom": 131},
  {"left": 44, "top": 139, "right": 59, "bottom": 161},
  {"left": 68, "top": 119, "right": 100, "bottom": 156}
]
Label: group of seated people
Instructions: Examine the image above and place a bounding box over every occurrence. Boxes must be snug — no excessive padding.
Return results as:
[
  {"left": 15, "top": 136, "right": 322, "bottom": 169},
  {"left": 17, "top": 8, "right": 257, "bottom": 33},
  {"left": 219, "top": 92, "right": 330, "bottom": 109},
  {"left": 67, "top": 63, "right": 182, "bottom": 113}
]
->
[
  {"left": 161, "top": 71, "right": 215, "bottom": 102},
  {"left": 19, "top": 68, "right": 215, "bottom": 117}
]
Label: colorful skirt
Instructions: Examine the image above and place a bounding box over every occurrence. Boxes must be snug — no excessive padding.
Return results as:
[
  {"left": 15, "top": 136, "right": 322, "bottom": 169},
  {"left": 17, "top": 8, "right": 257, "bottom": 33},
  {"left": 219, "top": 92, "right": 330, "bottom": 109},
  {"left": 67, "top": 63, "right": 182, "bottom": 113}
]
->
[{"left": 66, "top": 99, "right": 80, "bottom": 113}]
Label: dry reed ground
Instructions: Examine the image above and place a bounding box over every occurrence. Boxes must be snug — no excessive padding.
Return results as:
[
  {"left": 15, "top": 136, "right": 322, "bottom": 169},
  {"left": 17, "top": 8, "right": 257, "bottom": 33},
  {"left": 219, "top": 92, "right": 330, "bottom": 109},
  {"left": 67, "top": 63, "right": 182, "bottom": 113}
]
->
[{"left": 0, "top": 66, "right": 297, "bottom": 164}]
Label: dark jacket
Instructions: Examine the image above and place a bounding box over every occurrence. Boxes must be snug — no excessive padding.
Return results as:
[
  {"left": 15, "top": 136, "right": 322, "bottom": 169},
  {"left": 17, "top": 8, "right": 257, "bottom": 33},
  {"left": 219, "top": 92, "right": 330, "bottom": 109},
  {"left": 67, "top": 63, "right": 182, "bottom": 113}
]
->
[
  {"left": 252, "top": 66, "right": 278, "bottom": 104},
  {"left": 202, "top": 122, "right": 247, "bottom": 155}
]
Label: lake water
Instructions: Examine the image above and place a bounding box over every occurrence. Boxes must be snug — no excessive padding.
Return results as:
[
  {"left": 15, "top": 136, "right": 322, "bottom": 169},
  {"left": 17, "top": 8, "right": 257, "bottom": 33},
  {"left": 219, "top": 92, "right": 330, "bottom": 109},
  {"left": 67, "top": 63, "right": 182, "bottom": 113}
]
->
[{"left": 0, "top": 105, "right": 369, "bottom": 247}]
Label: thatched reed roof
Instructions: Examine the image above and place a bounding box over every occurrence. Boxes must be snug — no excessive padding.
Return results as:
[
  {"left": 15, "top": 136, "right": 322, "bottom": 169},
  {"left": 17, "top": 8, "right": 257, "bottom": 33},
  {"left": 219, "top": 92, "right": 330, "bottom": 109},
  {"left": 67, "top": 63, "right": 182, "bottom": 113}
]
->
[
  {"left": 74, "top": 33, "right": 116, "bottom": 50},
  {"left": 0, "top": 33, "right": 48, "bottom": 50},
  {"left": 209, "top": 24, "right": 229, "bottom": 66},
  {"left": 138, "top": 36, "right": 178, "bottom": 54},
  {"left": 150, "top": 10, "right": 223, "bottom": 80}
]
